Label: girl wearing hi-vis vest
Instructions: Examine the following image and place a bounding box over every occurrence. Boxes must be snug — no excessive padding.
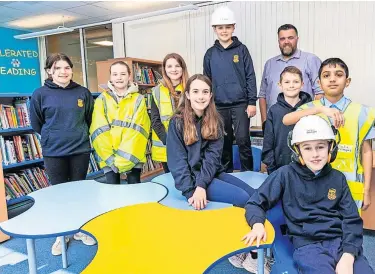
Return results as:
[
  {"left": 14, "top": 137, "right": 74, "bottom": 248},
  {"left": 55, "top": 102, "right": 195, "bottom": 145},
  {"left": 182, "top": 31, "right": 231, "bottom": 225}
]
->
[
  {"left": 151, "top": 53, "right": 189, "bottom": 173},
  {"left": 90, "top": 61, "right": 150, "bottom": 185},
  {"left": 167, "top": 74, "right": 255, "bottom": 210}
]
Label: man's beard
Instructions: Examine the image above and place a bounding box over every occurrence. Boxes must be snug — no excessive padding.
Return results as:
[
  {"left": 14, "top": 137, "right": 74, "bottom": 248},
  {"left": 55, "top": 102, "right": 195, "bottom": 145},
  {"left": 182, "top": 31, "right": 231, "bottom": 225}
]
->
[{"left": 280, "top": 45, "right": 296, "bottom": 57}]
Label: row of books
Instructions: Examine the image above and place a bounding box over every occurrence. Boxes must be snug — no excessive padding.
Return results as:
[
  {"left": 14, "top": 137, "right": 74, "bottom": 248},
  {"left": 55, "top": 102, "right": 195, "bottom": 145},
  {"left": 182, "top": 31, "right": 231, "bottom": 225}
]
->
[
  {"left": 0, "top": 98, "right": 31, "bottom": 129},
  {"left": 0, "top": 134, "right": 42, "bottom": 166},
  {"left": 142, "top": 154, "right": 163, "bottom": 174},
  {"left": 4, "top": 167, "right": 50, "bottom": 200},
  {"left": 144, "top": 92, "right": 153, "bottom": 110},
  {"left": 142, "top": 140, "right": 163, "bottom": 174},
  {"left": 133, "top": 63, "right": 163, "bottom": 85},
  {"left": 87, "top": 152, "right": 100, "bottom": 174}
]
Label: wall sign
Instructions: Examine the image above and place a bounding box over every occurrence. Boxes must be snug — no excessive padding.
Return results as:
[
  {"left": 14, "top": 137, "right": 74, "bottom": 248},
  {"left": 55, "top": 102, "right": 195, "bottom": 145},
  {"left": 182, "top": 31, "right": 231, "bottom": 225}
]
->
[{"left": 0, "top": 27, "right": 41, "bottom": 95}]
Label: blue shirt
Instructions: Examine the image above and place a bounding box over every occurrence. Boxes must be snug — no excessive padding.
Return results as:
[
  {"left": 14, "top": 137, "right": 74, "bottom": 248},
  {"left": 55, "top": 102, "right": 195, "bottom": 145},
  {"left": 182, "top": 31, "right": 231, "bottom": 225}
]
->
[
  {"left": 259, "top": 49, "right": 323, "bottom": 112},
  {"left": 322, "top": 96, "right": 375, "bottom": 140}
]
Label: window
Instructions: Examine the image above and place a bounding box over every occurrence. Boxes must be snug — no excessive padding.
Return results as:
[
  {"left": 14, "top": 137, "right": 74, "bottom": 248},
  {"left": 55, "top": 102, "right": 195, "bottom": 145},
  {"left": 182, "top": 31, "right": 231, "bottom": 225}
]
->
[
  {"left": 46, "top": 30, "right": 84, "bottom": 86},
  {"left": 84, "top": 24, "right": 114, "bottom": 92}
]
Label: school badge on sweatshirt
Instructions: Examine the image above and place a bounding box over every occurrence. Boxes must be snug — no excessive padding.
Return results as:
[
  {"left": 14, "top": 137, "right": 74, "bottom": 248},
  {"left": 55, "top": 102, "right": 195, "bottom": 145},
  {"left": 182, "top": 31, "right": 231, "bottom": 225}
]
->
[
  {"left": 78, "top": 99, "right": 84, "bottom": 107},
  {"left": 328, "top": 188, "right": 336, "bottom": 200},
  {"left": 233, "top": 55, "right": 239, "bottom": 63}
]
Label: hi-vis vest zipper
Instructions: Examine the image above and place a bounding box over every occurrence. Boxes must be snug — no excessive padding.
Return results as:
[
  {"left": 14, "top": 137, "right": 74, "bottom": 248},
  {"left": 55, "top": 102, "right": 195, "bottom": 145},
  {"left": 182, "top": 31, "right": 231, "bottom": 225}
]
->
[
  {"left": 151, "top": 83, "right": 183, "bottom": 162},
  {"left": 89, "top": 90, "right": 150, "bottom": 173},
  {"left": 300, "top": 99, "right": 375, "bottom": 211}
]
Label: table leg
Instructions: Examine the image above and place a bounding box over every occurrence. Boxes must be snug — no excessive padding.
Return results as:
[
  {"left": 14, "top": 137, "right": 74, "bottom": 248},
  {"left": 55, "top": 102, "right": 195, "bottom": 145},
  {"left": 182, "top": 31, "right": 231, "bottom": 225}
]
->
[
  {"left": 26, "top": 238, "right": 37, "bottom": 274},
  {"left": 257, "top": 249, "right": 264, "bottom": 274},
  {"left": 60, "top": 236, "right": 68, "bottom": 268}
]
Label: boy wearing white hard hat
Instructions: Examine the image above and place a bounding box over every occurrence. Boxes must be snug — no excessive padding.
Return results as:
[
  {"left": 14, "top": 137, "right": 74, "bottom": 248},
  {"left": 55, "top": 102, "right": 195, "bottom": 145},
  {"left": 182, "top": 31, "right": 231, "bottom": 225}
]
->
[
  {"left": 243, "top": 115, "right": 374, "bottom": 274},
  {"left": 203, "top": 6, "right": 257, "bottom": 174}
]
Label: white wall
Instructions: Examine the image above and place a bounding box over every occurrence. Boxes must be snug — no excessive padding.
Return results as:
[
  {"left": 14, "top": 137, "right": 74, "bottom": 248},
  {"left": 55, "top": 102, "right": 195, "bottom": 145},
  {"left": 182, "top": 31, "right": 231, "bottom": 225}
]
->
[{"left": 120, "top": 1, "right": 375, "bottom": 126}]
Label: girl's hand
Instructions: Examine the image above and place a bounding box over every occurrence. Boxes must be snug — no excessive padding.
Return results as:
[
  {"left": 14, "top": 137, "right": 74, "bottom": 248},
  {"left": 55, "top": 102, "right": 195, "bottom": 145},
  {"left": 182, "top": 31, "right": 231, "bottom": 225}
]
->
[
  {"left": 362, "top": 191, "right": 371, "bottom": 211},
  {"left": 242, "top": 223, "right": 266, "bottom": 247},
  {"left": 320, "top": 106, "right": 345, "bottom": 128},
  {"left": 335, "top": 253, "right": 354, "bottom": 274},
  {"left": 188, "top": 186, "right": 208, "bottom": 210}
]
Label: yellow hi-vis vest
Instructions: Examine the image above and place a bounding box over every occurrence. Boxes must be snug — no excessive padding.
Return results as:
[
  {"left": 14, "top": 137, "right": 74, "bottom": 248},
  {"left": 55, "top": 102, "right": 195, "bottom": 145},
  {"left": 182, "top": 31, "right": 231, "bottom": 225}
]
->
[
  {"left": 151, "top": 83, "right": 183, "bottom": 162},
  {"left": 300, "top": 99, "right": 375, "bottom": 210},
  {"left": 89, "top": 89, "right": 150, "bottom": 173}
]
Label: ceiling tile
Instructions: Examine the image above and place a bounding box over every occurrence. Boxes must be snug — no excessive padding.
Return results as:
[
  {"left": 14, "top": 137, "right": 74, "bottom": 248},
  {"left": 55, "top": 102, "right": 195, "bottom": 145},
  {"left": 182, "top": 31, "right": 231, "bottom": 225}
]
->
[
  {"left": 43, "top": 1, "right": 88, "bottom": 9},
  {"left": 4, "top": 2, "right": 56, "bottom": 13},
  {"left": 68, "top": 4, "right": 114, "bottom": 17},
  {"left": 0, "top": 6, "right": 29, "bottom": 18},
  {"left": 0, "top": 1, "right": 17, "bottom": 6}
]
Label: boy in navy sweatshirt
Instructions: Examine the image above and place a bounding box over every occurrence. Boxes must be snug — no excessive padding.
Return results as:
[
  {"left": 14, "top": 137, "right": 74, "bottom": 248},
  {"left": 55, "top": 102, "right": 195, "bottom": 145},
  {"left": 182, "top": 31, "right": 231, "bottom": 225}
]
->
[
  {"left": 203, "top": 6, "right": 257, "bottom": 172},
  {"left": 262, "top": 66, "right": 312, "bottom": 174},
  {"left": 243, "top": 115, "right": 374, "bottom": 274}
]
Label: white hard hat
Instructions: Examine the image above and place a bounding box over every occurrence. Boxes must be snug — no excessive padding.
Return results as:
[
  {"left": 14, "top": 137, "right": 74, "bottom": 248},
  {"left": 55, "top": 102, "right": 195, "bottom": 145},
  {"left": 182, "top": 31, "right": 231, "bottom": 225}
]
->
[
  {"left": 211, "top": 6, "right": 236, "bottom": 26},
  {"left": 291, "top": 115, "right": 335, "bottom": 145}
]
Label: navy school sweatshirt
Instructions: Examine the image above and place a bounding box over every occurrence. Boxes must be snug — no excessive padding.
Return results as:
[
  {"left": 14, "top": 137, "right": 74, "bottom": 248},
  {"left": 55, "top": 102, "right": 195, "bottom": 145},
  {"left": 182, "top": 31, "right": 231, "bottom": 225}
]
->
[
  {"left": 29, "top": 79, "right": 94, "bottom": 157},
  {"left": 203, "top": 36, "right": 257, "bottom": 108},
  {"left": 245, "top": 162, "right": 363, "bottom": 257},
  {"left": 166, "top": 116, "right": 225, "bottom": 199},
  {"left": 262, "top": 91, "right": 312, "bottom": 174}
]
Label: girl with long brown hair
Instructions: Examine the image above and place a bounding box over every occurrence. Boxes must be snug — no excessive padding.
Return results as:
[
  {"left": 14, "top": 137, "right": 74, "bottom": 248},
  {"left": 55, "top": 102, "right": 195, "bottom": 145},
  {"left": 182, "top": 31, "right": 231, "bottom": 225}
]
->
[
  {"left": 167, "top": 74, "right": 255, "bottom": 211},
  {"left": 151, "top": 53, "right": 189, "bottom": 172}
]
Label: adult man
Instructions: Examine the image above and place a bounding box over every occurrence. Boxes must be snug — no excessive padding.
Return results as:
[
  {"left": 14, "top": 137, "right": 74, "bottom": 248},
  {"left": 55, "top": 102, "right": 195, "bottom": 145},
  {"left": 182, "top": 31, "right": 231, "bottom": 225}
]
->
[{"left": 259, "top": 24, "right": 323, "bottom": 129}]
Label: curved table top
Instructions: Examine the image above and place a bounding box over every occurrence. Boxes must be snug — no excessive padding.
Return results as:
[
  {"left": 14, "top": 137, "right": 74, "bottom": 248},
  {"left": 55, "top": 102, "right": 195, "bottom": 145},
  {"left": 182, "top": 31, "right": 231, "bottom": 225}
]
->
[
  {"left": 81, "top": 202, "right": 275, "bottom": 274},
  {"left": 151, "top": 171, "right": 268, "bottom": 210},
  {"left": 0, "top": 180, "right": 167, "bottom": 238}
]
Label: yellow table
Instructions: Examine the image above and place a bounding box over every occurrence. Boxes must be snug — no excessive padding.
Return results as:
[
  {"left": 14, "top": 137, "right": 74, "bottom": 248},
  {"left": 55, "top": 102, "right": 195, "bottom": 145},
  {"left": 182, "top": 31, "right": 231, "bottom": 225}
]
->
[{"left": 82, "top": 202, "right": 275, "bottom": 274}]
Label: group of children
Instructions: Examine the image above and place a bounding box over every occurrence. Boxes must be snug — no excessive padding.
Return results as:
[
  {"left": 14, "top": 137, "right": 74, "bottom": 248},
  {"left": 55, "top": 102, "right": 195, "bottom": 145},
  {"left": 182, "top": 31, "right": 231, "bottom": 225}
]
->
[{"left": 28, "top": 4, "right": 375, "bottom": 274}]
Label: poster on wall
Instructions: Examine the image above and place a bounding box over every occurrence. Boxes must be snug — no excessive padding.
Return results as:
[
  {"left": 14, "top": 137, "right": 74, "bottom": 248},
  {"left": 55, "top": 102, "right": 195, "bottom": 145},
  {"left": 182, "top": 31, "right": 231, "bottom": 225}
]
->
[{"left": 0, "top": 27, "right": 41, "bottom": 95}]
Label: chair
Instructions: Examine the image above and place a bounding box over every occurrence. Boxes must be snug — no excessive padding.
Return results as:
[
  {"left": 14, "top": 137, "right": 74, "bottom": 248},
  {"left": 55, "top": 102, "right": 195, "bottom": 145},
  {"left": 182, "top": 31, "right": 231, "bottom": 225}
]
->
[
  {"left": 266, "top": 202, "right": 298, "bottom": 274},
  {"left": 233, "top": 145, "right": 262, "bottom": 172}
]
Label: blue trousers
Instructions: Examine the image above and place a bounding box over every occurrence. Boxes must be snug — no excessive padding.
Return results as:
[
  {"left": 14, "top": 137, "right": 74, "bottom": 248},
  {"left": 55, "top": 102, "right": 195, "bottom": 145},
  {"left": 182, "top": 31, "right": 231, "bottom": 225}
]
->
[
  {"left": 205, "top": 173, "right": 255, "bottom": 208},
  {"left": 293, "top": 238, "right": 374, "bottom": 274}
]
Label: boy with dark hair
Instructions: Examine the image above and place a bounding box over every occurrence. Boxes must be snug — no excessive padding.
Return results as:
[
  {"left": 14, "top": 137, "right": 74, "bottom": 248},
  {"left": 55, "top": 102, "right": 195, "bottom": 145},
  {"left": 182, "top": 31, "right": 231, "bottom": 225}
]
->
[
  {"left": 283, "top": 58, "right": 375, "bottom": 212},
  {"left": 262, "top": 66, "right": 312, "bottom": 174},
  {"left": 244, "top": 115, "right": 374, "bottom": 274},
  {"left": 203, "top": 6, "right": 257, "bottom": 173}
]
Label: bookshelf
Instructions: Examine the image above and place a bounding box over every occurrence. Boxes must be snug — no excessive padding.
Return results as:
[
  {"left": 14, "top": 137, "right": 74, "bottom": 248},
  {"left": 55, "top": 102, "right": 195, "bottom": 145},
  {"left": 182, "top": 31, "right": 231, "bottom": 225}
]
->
[
  {"left": 0, "top": 95, "right": 103, "bottom": 242},
  {"left": 96, "top": 57, "right": 165, "bottom": 180}
]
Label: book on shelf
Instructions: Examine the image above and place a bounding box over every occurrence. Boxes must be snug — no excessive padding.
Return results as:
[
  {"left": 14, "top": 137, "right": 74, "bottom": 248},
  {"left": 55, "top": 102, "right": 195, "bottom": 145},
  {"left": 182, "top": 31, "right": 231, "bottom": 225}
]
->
[
  {"left": 0, "top": 98, "right": 31, "bottom": 129},
  {"left": 144, "top": 92, "right": 153, "bottom": 110},
  {"left": 0, "top": 134, "right": 42, "bottom": 166},
  {"left": 87, "top": 152, "right": 100, "bottom": 174},
  {"left": 142, "top": 139, "right": 162, "bottom": 174},
  {"left": 132, "top": 62, "right": 162, "bottom": 85},
  {"left": 4, "top": 167, "right": 50, "bottom": 201}
]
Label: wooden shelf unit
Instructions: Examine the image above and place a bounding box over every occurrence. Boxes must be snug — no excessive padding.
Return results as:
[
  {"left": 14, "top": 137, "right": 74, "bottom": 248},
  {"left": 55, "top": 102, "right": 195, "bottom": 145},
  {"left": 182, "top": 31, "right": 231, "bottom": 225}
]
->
[{"left": 96, "top": 57, "right": 162, "bottom": 91}]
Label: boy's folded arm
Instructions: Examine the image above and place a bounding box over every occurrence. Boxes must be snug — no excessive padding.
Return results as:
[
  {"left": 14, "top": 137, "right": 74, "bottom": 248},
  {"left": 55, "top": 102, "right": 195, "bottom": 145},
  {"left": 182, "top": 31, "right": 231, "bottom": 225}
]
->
[
  {"left": 282, "top": 106, "right": 321, "bottom": 126},
  {"left": 339, "top": 176, "right": 363, "bottom": 258},
  {"left": 245, "top": 171, "right": 284, "bottom": 227}
]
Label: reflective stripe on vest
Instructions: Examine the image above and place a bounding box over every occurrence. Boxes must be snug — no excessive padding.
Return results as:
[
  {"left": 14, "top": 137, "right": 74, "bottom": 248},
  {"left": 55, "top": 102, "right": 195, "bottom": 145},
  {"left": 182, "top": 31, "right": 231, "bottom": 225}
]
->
[
  {"left": 105, "top": 155, "right": 115, "bottom": 167},
  {"left": 152, "top": 140, "right": 165, "bottom": 147},
  {"left": 112, "top": 120, "right": 148, "bottom": 139},
  {"left": 116, "top": 149, "right": 140, "bottom": 165},
  {"left": 91, "top": 124, "right": 111, "bottom": 143}
]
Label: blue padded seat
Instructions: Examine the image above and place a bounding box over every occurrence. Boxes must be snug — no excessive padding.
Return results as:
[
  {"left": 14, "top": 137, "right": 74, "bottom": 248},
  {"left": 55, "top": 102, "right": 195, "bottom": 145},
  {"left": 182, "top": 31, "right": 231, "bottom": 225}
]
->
[
  {"left": 151, "top": 173, "right": 231, "bottom": 210},
  {"left": 266, "top": 202, "right": 298, "bottom": 274},
  {"left": 152, "top": 171, "right": 268, "bottom": 210},
  {"left": 233, "top": 145, "right": 262, "bottom": 172}
]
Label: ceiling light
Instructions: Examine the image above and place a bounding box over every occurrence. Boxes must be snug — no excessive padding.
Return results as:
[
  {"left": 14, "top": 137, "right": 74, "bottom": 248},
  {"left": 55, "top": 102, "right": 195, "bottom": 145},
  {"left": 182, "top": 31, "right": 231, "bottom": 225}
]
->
[
  {"left": 14, "top": 26, "right": 75, "bottom": 40},
  {"left": 110, "top": 4, "right": 198, "bottom": 24},
  {"left": 92, "top": 40, "right": 113, "bottom": 46},
  {"left": 8, "top": 14, "right": 76, "bottom": 29}
]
